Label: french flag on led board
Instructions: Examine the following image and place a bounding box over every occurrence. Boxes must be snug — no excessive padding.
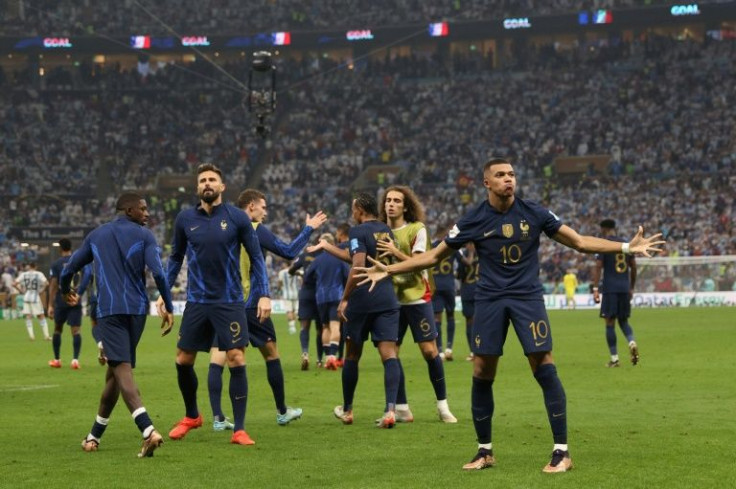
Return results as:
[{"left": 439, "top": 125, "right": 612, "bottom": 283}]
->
[
  {"left": 273, "top": 32, "right": 291, "bottom": 45},
  {"left": 131, "top": 36, "right": 151, "bottom": 49},
  {"left": 428, "top": 22, "right": 449, "bottom": 37}
]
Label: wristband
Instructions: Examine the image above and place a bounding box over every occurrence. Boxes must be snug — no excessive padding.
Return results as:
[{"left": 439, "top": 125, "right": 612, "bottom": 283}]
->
[
  {"left": 592, "top": 287, "right": 599, "bottom": 291},
  {"left": 621, "top": 242, "right": 630, "bottom": 254}
]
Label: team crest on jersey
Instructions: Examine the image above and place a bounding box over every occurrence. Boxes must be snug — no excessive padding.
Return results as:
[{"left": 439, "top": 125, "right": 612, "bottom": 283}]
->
[
  {"left": 502, "top": 223, "right": 514, "bottom": 238},
  {"left": 220, "top": 220, "right": 228, "bottom": 231},
  {"left": 519, "top": 220, "right": 530, "bottom": 240},
  {"left": 475, "top": 335, "right": 481, "bottom": 348}
]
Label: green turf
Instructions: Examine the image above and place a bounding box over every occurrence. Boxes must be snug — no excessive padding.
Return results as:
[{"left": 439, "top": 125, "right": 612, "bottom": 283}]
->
[{"left": 0, "top": 308, "right": 734, "bottom": 489}]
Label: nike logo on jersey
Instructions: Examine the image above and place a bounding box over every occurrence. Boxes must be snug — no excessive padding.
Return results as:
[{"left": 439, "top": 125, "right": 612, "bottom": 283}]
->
[
  {"left": 535, "top": 340, "right": 546, "bottom": 346},
  {"left": 483, "top": 229, "right": 496, "bottom": 237},
  {"left": 190, "top": 225, "right": 200, "bottom": 231},
  {"left": 552, "top": 412, "right": 565, "bottom": 418}
]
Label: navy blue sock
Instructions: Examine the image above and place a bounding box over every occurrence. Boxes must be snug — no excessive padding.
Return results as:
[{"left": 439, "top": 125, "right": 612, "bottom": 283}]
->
[
  {"left": 436, "top": 321, "right": 443, "bottom": 350},
  {"left": 207, "top": 363, "right": 225, "bottom": 420},
  {"left": 534, "top": 364, "right": 567, "bottom": 444},
  {"left": 619, "top": 321, "right": 635, "bottom": 343},
  {"left": 176, "top": 363, "right": 199, "bottom": 419},
  {"left": 52, "top": 333, "right": 61, "bottom": 359},
  {"left": 383, "top": 358, "right": 400, "bottom": 411},
  {"left": 229, "top": 365, "right": 248, "bottom": 432},
  {"left": 316, "top": 328, "right": 324, "bottom": 360},
  {"left": 338, "top": 324, "right": 345, "bottom": 359},
  {"left": 300, "top": 326, "right": 309, "bottom": 353},
  {"left": 90, "top": 416, "right": 108, "bottom": 439},
  {"left": 266, "top": 359, "right": 286, "bottom": 414},
  {"left": 471, "top": 377, "right": 494, "bottom": 444},
  {"left": 606, "top": 326, "right": 618, "bottom": 354},
  {"left": 341, "top": 359, "right": 358, "bottom": 411},
  {"left": 446, "top": 316, "right": 456, "bottom": 349},
  {"left": 396, "top": 358, "right": 407, "bottom": 405},
  {"left": 133, "top": 408, "right": 153, "bottom": 434},
  {"left": 72, "top": 333, "right": 81, "bottom": 359},
  {"left": 426, "top": 355, "right": 447, "bottom": 400}
]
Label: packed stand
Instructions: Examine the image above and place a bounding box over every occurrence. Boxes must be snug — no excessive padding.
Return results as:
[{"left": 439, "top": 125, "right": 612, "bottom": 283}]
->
[{"left": 1, "top": 1, "right": 724, "bottom": 36}]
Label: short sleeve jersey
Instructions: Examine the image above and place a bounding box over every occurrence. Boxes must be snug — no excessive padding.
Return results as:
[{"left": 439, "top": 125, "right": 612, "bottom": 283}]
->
[
  {"left": 595, "top": 235, "right": 635, "bottom": 293},
  {"left": 347, "top": 220, "right": 399, "bottom": 313},
  {"left": 444, "top": 197, "right": 562, "bottom": 300}
]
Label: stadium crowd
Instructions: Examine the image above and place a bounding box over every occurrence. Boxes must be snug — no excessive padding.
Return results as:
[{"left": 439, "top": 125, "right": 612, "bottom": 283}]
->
[
  {"left": 0, "top": 35, "right": 734, "bottom": 297},
  {"left": 1, "top": 1, "right": 727, "bottom": 36}
]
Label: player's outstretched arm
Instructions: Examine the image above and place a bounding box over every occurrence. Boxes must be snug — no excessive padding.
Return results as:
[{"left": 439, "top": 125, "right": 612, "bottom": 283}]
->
[
  {"left": 553, "top": 225, "right": 665, "bottom": 256},
  {"left": 356, "top": 243, "right": 453, "bottom": 291}
]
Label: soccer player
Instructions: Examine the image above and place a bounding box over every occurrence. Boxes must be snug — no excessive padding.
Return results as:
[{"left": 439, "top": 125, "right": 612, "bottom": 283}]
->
[
  {"left": 431, "top": 225, "right": 460, "bottom": 361},
  {"left": 457, "top": 242, "right": 479, "bottom": 361},
  {"left": 290, "top": 248, "right": 321, "bottom": 369},
  {"left": 13, "top": 262, "right": 49, "bottom": 341},
  {"left": 332, "top": 192, "right": 401, "bottom": 428},
  {"left": 62, "top": 192, "right": 174, "bottom": 458},
  {"left": 592, "top": 219, "right": 640, "bottom": 367},
  {"left": 562, "top": 269, "right": 578, "bottom": 310},
  {"left": 377, "top": 186, "right": 457, "bottom": 423},
  {"left": 304, "top": 232, "right": 350, "bottom": 370},
  {"left": 206, "top": 188, "right": 325, "bottom": 429},
  {"left": 356, "top": 158, "right": 665, "bottom": 472},
  {"left": 161, "top": 164, "right": 271, "bottom": 446},
  {"left": 277, "top": 261, "right": 300, "bottom": 334},
  {"left": 47, "top": 238, "right": 86, "bottom": 369}
]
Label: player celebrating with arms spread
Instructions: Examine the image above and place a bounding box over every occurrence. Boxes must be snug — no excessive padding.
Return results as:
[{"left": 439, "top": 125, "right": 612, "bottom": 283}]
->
[{"left": 357, "top": 158, "right": 665, "bottom": 472}]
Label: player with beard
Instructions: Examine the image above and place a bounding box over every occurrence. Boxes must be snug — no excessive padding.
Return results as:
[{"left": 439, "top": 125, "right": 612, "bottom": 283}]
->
[{"left": 160, "top": 164, "right": 271, "bottom": 446}]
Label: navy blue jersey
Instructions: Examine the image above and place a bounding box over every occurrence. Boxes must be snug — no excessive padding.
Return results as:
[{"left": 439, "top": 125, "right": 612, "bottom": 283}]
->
[
  {"left": 431, "top": 239, "right": 459, "bottom": 291},
  {"left": 50, "top": 256, "right": 83, "bottom": 307},
  {"left": 445, "top": 198, "right": 562, "bottom": 300},
  {"left": 245, "top": 223, "right": 314, "bottom": 307},
  {"left": 61, "top": 216, "right": 174, "bottom": 317},
  {"left": 167, "top": 203, "right": 268, "bottom": 304},
  {"left": 596, "top": 236, "right": 635, "bottom": 293},
  {"left": 347, "top": 220, "right": 399, "bottom": 313},
  {"left": 291, "top": 250, "right": 319, "bottom": 300},
  {"left": 458, "top": 248, "right": 479, "bottom": 302},
  {"left": 306, "top": 250, "right": 350, "bottom": 305}
]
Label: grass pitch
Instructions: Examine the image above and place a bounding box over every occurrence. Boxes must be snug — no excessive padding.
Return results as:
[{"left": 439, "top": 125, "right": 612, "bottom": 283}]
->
[{"left": 0, "top": 308, "right": 734, "bottom": 489}]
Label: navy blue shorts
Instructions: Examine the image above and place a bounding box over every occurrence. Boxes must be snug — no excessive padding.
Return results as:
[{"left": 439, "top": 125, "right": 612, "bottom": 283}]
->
[
  {"left": 344, "top": 307, "right": 399, "bottom": 345},
  {"left": 398, "top": 302, "right": 437, "bottom": 344},
  {"left": 178, "top": 302, "right": 249, "bottom": 352},
  {"left": 246, "top": 307, "right": 276, "bottom": 348},
  {"left": 318, "top": 301, "right": 340, "bottom": 325},
  {"left": 54, "top": 303, "right": 82, "bottom": 327},
  {"left": 472, "top": 298, "right": 553, "bottom": 356},
  {"left": 600, "top": 293, "right": 631, "bottom": 319},
  {"left": 98, "top": 315, "right": 146, "bottom": 368},
  {"left": 461, "top": 298, "right": 475, "bottom": 319},
  {"left": 298, "top": 297, "right": 320, "bottom": 322},
  {"left": 432, "top": 289, "right": 456, "bottom": 315}
]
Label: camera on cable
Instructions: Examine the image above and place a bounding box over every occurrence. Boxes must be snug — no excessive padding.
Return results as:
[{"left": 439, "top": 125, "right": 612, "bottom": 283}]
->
[{"left": 247, "top": 51, "right": 277, "bottom": 138}]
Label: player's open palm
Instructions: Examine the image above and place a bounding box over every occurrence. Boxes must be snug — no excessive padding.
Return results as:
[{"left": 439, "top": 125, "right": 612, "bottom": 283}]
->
[
  {"left": 306, "top": 211, "right": 327, "bottom": 229},
  {"left": 355, "top": 255, "right": 390, "bottom": 292},
  {"left": 629, "top": 226, "right": 666, "bottom": 257}
]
